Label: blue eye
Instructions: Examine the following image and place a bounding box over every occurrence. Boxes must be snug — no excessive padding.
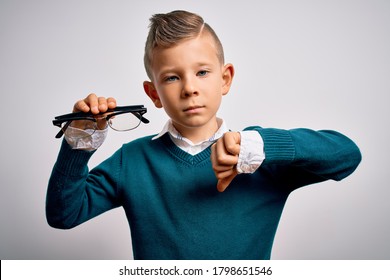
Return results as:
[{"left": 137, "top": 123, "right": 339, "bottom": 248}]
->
[
  {"left": 197, "top": 70, "right": 208, "bottom": 76},
  {"left": 164, "top": 76, "right": 179, "bottom": 82}
]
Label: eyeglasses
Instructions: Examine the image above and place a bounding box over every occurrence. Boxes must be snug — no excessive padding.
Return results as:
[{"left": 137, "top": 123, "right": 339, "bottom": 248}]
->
[{"left": 53, "top": 105, "right": 149, "bottom": 139}]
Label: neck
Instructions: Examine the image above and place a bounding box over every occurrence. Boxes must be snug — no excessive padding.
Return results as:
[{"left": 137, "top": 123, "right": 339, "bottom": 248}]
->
[{"left": 172, "top": 119, "right": 220, "bottom": 144}]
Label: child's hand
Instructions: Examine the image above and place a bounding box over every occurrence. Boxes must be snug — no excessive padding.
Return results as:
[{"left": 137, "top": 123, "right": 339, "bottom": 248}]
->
[
  {"left": 73, "top": 93, "right": 117, "bottom": 114},
  {"left": 211, "top": 132, "right": 241, "bottom": 192},
  {"left": 72, "top": 93, "right": 117, "bottom": 130}
]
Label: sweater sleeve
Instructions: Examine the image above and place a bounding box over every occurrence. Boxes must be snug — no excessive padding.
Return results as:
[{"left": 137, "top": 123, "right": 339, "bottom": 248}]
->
[
  {"left": 244, "top": 126, "right": 362, "bottom": 190},
  {"left": 46, "top": 140, "right": 122, "bottom": 229}
]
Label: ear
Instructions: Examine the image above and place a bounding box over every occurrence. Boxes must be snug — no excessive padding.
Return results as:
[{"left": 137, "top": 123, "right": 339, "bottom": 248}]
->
[
  {"left": 143, "top": 81, "right": 162, "bottom": 108},
  {"left": 221, "top": 63, "right": 235, "bottom": 96}
]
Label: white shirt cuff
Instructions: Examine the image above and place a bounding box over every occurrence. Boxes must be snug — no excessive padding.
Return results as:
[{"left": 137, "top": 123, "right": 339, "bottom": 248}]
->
[
  {"left": 237, "top": 131, "right": 265, "bottom": 174},
  {"left": 65, "top": 127, "right": 108, "bottom": 151}
]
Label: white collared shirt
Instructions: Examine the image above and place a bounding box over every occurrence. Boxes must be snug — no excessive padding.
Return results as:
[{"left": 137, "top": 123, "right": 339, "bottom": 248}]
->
[
  {"left": 152, "top": 119, "right": 265, "bottom": 173},
  {"left": 151, "top": 118, "right": 227, "bottom": 155},
  {"left": 65, "top": 118, "right": 265, "bottom": 174}
]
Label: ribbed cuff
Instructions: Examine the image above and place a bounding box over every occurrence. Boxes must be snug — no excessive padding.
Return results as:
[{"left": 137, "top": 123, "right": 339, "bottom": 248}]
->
[
  {"left": 255, "top": 128, "right": 295, "bottom": 164},
  {"left": 54, "top": 139, "right": 95, "bottom": 176}
]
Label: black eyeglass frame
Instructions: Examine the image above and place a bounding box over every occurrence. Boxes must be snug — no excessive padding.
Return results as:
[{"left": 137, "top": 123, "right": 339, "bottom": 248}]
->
[{"left": 52, "top": 105, "right": 149, "bottom": 138}]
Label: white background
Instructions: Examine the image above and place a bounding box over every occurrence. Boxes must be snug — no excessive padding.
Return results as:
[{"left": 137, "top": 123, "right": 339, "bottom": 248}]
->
[{"left": 1, "top": 0, "right": 389, "bottom": 259}]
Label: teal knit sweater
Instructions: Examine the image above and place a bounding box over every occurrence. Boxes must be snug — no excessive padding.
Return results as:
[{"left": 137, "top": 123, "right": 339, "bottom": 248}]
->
[{"left": 46, "top": 126, "right": 361, "bottom": 259}]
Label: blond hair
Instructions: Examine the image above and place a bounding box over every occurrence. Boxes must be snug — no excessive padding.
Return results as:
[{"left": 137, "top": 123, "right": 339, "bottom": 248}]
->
[{"left": 144, "top": 10, "right": 225, "bottom": 79}]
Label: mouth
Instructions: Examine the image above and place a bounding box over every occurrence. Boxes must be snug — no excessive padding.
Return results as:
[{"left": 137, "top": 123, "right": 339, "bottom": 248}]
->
[{"left": 183, "top": 105, "right": 205, "bottom": 112}]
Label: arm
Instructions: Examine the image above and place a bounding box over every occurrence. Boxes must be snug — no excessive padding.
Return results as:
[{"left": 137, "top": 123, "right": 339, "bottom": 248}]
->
[
  {"left": 211, "top": 127, "right": 361, "bottom": 192},
  {"left": 252, "top": 127, "right": 361, "bottom": 190},
  {"left": 46, "top": 140, "right": 122, "bottom": 229},
  {"left": 47, "top": 94, "right": 119, "bottom": 229}
]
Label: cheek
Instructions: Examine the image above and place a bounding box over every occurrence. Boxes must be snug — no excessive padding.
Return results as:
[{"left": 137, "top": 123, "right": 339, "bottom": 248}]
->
[
  {"left": 158, "top": 84, "right": 180, "bottom": 98},
  {"left": 154, "top": 86, "right": 171, "bottom": 103},
  {"left": 158, "top": 94, "right": 178, "bottom": 112},
  {"left": 208, "top": 93, "right": 223, "bottom": 110}
]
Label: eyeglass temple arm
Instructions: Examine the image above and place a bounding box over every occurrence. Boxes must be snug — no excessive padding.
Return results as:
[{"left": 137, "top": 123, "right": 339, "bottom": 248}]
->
[
  {"left": 141, "top": 116, "right": 150, "bottom": 123},
  {"left": 135, "top": 113, "right": 150, "bottom": 124},
  {"left": 54, "top": 120, "right": 71, "bottom": 138}
]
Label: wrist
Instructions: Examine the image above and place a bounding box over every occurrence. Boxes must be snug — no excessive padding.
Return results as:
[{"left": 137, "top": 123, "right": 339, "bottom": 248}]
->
[{"left": 236, "top": 130, "right": 265, "bottom": 174}]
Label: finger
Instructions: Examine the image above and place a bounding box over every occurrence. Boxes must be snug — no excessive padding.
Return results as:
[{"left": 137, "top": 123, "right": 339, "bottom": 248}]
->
[
  {"left": 85, "top": 93, "right": 99, "bottom": 114},
  {"left": 98, "top": 96, "right": 108, "bottom": 112},
  {"left": 74, "top": 99, "right": 91, "bottom": 113},
  {"left": 217, "top": 171, "right": 238, "bottom": 192},
  {"left": 215, "top": 139, "right": 238, "bottom": 165},
  {"left": 213, "top": 163, "right": 235, "bottom": 172},
  {"left": 215, "top": 168, "right": 236, "bottom": 180},
  {"left": 73, "top": 94, "right": 98, "bottom": 113},
  {"left": 223, "top": 132, "right": 241, "bottom": 155},
  {"left": 106, "top": 97, "right": 117, "bottom": 109},
  {"left": 211, "top": 143, "right": 235, "bottom": 174}
]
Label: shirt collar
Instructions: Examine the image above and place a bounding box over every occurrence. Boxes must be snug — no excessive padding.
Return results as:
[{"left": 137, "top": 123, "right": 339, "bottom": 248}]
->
[{"left": 152, "top": 118, "right": 228, "bottom": 146}]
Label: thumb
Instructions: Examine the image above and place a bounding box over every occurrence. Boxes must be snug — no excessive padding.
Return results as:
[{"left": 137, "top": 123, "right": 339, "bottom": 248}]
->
[{"left": 217, "top": 171, "right": 237, "bottom": 192}]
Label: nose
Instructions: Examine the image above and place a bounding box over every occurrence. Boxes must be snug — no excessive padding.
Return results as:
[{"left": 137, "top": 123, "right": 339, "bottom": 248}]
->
[{"left": 181, "top": 77, "right": 199, "bottom": 98}]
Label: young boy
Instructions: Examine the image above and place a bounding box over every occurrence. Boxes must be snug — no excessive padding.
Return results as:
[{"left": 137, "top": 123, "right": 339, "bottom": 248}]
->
[{"left": 46, "top": 10, "right": 361, "bottom": 259}]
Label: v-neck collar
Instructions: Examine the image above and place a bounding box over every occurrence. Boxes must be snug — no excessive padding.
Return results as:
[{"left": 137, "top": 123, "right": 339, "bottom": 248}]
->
[{"left": 159, "top": 133, "right": 212, "bottom": 166}]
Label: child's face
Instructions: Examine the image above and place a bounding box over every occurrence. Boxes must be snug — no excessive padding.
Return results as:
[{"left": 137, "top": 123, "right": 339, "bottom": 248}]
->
[{"left": 144, "top": 33, "right": 234, "bottom": 138}]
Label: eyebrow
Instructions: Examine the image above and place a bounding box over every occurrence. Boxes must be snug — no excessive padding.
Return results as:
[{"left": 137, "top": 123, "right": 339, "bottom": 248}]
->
[{"left": 158, "top": 62, "right": 214, "bottom": 73}]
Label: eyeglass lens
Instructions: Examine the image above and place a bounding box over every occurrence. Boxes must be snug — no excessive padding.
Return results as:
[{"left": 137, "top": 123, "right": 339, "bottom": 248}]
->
[
  {"left": 108, "top": 112, "right": 142, "bottom": 131},
  {"left": 62, "top": 111, "right": 142, "bottom": 139}
]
